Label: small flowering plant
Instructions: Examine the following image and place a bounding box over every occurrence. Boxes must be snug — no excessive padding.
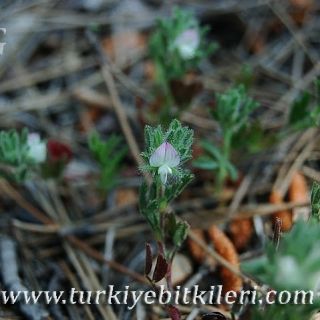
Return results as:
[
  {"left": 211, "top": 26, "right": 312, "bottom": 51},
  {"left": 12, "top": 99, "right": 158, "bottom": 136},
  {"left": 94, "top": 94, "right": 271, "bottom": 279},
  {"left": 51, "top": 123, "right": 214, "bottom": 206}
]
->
[
  {"left": 149, "top": 8, "right": 217, "bottom": 124},
  {"left": 194, "top": 85, "right": 259, "bottom": 189},
  {"left": 140, "top": 119, "right": 193, "bottom": 318},
  {"left": 149, "top": 7, "right": 216, "bottom": 82},
  {"left": 0, "top": 129, "right": 46, "bottom": 182},
  {"left": 242, "top": 219, "right": 320, "bottom": 320},
  {"left": 142, "top": 119, "right": 193, "bottom": 187}
]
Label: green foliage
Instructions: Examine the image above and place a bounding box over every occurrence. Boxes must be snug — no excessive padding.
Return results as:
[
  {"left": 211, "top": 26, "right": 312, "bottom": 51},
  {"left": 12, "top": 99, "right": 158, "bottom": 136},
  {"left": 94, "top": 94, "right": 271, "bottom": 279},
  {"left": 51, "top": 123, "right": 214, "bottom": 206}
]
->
[
  {"left": 251, "top": 304, "right": 316, "bottom": 320},
  {"left": 242, "top": 220, "right": 320, "bottom": 291},
  {"left": 167, "top": 214, "right": 189, "bottom": 247},
  {"left": 88, "top": 131, "right": 127, "bottom": 192},
  {"left": 149, "top": 7, "right": 217, "bottom": 82},
  {"left": 149, "top": 7, "right": 217, "bottom": 124},
  {"left": 235, "top": 64, "right": 254, "bottom": 90},
  {"left": 212, "top": 85, "right": 259, "bottom": 135},
  {"left": 193, "top": 140, "right": 237, "bottom": 181},
  {"left": 140, "top": 119, "right": 193, "bottom": 246},
  {"left": 194, "top": 85, "right": 259, "bottom": 188},
  {"left": 0, "top": 129, "right": 36, "bottom": 182},
  {"left": 141, "top": 119, "right": 193, "bottom": 175},
  {"left": 311, "top": 182, "right": 320, "bottom": 221},
  {"left": 242, "top": 220, "right": 320, "bottom": 319},
  {"left": 139, "top": 181, "right": 162, "bottom": 239},
  {"left": 288, "top": 80, "right": 320, "bottom": 132},
  {"left": 233, "top": 121, "right": 277, "bottom": 154}
]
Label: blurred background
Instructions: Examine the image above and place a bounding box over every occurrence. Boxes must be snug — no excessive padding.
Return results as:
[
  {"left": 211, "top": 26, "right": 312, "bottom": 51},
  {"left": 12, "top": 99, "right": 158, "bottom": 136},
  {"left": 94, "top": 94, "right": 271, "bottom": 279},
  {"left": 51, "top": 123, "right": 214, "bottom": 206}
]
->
[{"left": 0, "top": 0, "right": 319, "bottom": 319}]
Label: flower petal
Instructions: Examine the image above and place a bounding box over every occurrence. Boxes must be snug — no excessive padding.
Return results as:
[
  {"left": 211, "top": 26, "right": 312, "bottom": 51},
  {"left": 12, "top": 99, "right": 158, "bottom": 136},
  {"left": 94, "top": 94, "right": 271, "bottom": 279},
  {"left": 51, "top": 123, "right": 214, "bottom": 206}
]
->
[
  {"left": 150, "top": 142, "right": 180, "bottom": 169},
  {"left": 149, "top": 142, "right": 167, "bottom": 167},
  {"left": 163, "top": 142, "right": 180, "bottom": 167},
  {"left": 174, "top": 28, "right": 200, "bottom": 59},
  {"left": 27, "top": 133, "right": 47, "bottom": 163},
  {"left": 158, "top": 164, "right": 172, "bottom": 185}
]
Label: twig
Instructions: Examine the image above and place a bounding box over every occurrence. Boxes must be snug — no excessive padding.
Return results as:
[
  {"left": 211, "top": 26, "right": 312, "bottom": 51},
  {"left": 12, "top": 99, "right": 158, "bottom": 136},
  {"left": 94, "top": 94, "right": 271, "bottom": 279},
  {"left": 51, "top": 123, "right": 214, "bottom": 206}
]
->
[
  {"left": 0, "top": 236, "right": 49, "bottom": 320},
  {"left": 187, "top": 230, "right": 254, "bottom": 285},
  {"left": 86, "top": 30, "right": 150, "bottom": 182},
  {"left": 0, "top": 180, "right": 147, "bottom": 284},
  {"left": 273, "top": 62, "right": 320, "bottom": 113}
]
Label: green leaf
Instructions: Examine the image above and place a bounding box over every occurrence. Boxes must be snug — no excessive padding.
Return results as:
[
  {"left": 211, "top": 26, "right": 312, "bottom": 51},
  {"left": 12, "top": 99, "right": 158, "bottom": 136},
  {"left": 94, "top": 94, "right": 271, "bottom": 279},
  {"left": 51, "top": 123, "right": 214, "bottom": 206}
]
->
[
  {"left": 311, "top": 182, "right": 320, "bottom": 221},
  {"left": 212, "top": 85, "right": 259, "bottom": 135},
  {"left": 232, "top": 121, "right": 276, "bottom": 153},
  {"left": 200, "top": 140, "right": 222, "bottom": 161},
  {"left": 173, "top": 220, "right": 189, "bottom": 247},
  {"left": 0, "top": 128, "right": 39, "bottom": 183},
  {"left": 193, "top": 156, "right": 218, "bottom": 170},
  {"left": 289, "top": 91, "right": 311, "bottom": 126},
  {"left": 164, "top": 171, "right": 194, "bottom": 203},
  {"left": 88, "top": 131, "right": 127, "bottom": 192},
  {"left": 224, "top": 159, "right": 238, "bottom": 181}
]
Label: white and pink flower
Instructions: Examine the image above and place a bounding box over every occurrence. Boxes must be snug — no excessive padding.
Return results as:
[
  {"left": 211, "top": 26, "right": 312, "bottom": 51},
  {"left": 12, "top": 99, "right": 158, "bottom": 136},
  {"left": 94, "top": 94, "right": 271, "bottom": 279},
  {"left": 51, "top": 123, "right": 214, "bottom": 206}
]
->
[
  {"left": 149, "top": 142, "right": 180, "bottom": 184},
  {"left": 173, "top": 28, "right": 200, "bottom": 59},
  {"left": 27, "top": 133, "right": 46, "bottom": 164}
]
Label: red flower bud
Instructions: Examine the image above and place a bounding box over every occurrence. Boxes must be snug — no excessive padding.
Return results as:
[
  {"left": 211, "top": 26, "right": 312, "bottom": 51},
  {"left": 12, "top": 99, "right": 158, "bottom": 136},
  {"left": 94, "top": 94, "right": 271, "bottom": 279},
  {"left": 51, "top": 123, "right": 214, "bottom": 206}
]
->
[{"left": 47, "top": 139, "right": 72, "bottom": 163}]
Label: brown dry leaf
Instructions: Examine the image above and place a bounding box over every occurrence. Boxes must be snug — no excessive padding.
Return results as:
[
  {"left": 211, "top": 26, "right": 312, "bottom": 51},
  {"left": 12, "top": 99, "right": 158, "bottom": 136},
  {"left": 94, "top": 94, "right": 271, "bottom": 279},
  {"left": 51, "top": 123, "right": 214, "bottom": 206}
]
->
[
  {"left": 207, "top": 225, "right": 242, "bottom": 294},
  {"left": 115, "top": 188, "right": 137, "bottom": 206},
  {"left": 290, "top": 0, "right": 314, "bottom": 25},
  {"left": 270, "top": 190, "right": 293, "bottom": 232},
  {"left": 247, "top": 32, "right": 265, "bottom": 54},
  {"left": 228, "top": 218, "right": 253, "bottom": 251},
  {"left": 144, "top": 60, "right": 156, "bottom": 81},
  {"left": 79, "top": 107, "right": 102, "bottom": 133},
  {"left": 188, "top": 228, "right": 207, "bottom": 264},
  {"left": 290, "top": 0, "right": 314, "bottom": 10},
  {"left": 289, "top": 171, "right": 308, "bottom": 203},
  {"left": 101, "top": 31, "right": 146, "bottom": 65}
]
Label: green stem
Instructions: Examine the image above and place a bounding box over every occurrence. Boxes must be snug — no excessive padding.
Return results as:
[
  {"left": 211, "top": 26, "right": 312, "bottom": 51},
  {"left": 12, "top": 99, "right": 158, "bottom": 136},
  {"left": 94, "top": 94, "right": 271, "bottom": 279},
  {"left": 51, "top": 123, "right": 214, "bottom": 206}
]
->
[
  {"left": 223, "top": 130, "right": 232, "bottom": 161},
  {"left": 156, "top": 62, "right": 175, "bottom": 125},
  {"left": 216, "top": 130, "right": 232, "bottom": 191}
]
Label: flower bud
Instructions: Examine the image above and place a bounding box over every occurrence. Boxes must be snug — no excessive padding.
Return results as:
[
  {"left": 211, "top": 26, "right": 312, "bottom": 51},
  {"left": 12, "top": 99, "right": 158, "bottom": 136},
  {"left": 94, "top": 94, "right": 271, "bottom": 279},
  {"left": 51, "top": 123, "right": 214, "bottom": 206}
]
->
[{"left": 27, "top": 133, "right": 46, "bottom": 163}]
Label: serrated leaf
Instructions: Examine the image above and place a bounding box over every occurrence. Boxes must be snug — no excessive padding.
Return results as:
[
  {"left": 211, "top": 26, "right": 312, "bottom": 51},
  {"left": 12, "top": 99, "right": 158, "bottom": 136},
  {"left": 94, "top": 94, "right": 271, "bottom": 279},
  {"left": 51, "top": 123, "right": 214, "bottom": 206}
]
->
[
  {"left": 311, "top": 182, "right": 320, "bottom": 221},
  {"left": 164, "top": 171, "right": 194, "bottom": 203},
  {"left": 213, "top": 85, "right": 259, "bottom": 135},
  {"left": 166, "top": 213, "right": 177, "bottom": 238},
  {"left": 173, "top": 221, "right": 189, "bottom": 247}
]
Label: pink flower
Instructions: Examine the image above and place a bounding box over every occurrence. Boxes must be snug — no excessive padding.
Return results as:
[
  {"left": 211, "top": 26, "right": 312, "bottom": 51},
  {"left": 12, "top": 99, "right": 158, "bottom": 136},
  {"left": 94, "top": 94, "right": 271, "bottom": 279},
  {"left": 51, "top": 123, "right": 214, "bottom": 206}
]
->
[
  {"left": 173, "top": 28, "right": 200, "bottom": 59},
  {"left": 149, "top": 142, "right": 180, "bottom": 184}
]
